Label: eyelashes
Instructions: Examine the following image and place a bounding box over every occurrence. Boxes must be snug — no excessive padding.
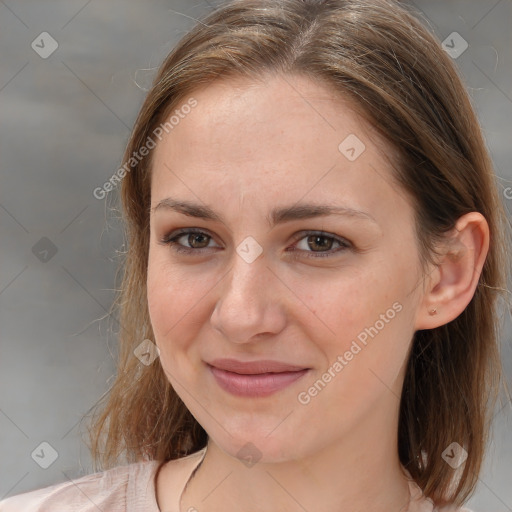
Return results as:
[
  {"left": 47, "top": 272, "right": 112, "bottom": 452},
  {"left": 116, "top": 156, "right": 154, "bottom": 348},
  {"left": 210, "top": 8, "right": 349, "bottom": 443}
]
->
[{"left": 159, "top": 228, "right": 352, "bottom": 259}]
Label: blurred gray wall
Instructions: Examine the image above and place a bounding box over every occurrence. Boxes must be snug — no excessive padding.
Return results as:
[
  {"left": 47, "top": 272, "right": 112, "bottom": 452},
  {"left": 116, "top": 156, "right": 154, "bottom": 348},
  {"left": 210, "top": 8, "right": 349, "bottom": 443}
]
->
[{"left": 1, "top": 1, "right": 511, "bottom": 510}]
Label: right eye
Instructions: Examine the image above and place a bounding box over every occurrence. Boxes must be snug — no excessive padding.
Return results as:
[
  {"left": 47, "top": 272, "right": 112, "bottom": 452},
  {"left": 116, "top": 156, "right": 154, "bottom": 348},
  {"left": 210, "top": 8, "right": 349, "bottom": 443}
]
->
[{"left": 160, "top": 228, "right": 220, "bottom": 255}]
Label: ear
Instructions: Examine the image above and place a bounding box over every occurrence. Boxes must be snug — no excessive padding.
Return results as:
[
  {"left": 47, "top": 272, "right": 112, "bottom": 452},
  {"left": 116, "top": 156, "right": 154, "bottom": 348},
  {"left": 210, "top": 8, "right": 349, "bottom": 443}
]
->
[{"left": 414, "top": 212, "right": 490, "bottom": 330}]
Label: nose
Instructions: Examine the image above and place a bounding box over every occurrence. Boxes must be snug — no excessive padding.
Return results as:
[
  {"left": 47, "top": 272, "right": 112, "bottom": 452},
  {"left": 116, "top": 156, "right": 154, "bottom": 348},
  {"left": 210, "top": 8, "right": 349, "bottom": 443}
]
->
[{"left": 210, "top": 249, "right": 287, "bottom": 344}]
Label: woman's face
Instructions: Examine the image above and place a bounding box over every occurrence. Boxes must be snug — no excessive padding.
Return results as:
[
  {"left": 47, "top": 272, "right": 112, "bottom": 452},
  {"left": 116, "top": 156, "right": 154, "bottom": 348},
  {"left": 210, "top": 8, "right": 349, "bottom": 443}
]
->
[{"left": 147, "top": 73, "right": 426, "bottom": 462}]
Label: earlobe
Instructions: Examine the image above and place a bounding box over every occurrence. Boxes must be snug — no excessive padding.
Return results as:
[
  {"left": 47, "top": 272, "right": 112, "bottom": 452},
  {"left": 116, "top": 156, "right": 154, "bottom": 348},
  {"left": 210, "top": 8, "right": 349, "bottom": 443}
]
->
[{"left": 414, "top": 212, "right": 490, "bottom": 331}]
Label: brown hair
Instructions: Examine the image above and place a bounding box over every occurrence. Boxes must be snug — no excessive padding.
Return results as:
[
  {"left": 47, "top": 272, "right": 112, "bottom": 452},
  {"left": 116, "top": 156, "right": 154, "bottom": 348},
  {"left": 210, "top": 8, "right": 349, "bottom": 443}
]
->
[{"left": 88, "top": 0, "right": 511, "bottom": 507}]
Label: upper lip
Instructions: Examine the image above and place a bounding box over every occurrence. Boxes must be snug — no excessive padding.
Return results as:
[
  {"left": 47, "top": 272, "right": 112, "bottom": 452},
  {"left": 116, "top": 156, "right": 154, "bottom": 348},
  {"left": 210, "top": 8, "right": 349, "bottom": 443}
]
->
[{"left": 208, "top": 358, "right": 309, "bottom": 375}]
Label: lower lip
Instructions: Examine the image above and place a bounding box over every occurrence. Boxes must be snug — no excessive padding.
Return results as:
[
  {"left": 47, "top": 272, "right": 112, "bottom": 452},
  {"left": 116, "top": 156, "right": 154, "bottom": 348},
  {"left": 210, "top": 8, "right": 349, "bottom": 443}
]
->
[{"left": 208, "top": 365, "right": 309, "bottom": 397}]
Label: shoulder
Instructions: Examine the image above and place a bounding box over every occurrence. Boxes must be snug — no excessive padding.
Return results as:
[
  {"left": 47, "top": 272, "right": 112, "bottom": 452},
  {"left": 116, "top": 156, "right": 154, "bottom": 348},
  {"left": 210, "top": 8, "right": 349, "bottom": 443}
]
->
[
  {"left": 0, "top": 460, "right": 161, "bottom": 512},
  {"left": 437, "top": 507, "right": 475, "bottom": 512}
]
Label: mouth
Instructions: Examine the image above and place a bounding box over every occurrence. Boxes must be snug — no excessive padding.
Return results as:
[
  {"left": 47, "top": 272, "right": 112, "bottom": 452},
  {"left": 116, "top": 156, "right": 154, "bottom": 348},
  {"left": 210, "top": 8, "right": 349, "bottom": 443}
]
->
[{"left": 206, "top": 359, "right": 310, "bottom": 397}]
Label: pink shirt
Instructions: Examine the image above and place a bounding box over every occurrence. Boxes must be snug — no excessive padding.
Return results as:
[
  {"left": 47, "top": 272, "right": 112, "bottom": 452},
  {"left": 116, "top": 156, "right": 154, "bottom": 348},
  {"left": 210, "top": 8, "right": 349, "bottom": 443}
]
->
[{"left": 0, "top": 447, "right": 474, "bottom": 512}]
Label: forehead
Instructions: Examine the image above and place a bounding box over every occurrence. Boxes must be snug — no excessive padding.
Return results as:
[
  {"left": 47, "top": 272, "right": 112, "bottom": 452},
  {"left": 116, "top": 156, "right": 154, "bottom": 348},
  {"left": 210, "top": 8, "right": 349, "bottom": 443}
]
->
[
  {"left": 156, "top": 73, "right": 369, "bottom": 160},
  {"left": 150, "top": 73, "right": 407, "bottom": 222}
]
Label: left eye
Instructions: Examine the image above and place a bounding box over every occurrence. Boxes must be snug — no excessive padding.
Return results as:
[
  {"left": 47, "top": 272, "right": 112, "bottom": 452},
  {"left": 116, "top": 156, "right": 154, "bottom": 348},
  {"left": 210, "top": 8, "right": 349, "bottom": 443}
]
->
[
  {"left": 160, "top": 229, "right": 351, "bottom": 258},
  {"left": 291, "top": 232, "right": 351, "bottom": 257}
]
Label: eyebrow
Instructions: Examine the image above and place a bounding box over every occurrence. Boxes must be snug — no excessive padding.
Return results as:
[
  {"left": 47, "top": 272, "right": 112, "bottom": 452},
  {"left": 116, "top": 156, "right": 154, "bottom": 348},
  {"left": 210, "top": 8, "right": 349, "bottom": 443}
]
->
[{"left": 152, "top": 198, "right": 378, "bottom": 228}]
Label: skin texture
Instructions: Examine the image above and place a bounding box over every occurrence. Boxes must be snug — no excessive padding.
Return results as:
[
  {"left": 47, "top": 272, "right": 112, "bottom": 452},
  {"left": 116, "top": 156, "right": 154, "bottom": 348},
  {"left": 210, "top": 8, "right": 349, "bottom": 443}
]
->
[{"left": 147, "top": 73, "right": 489, "bottom": 512}]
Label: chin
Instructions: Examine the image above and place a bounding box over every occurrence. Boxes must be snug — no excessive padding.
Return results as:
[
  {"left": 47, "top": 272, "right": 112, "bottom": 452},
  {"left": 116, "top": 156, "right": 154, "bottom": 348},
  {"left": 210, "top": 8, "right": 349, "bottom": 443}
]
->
[{"left": 211, "top": 428, "right": 309, "bottom": 465}]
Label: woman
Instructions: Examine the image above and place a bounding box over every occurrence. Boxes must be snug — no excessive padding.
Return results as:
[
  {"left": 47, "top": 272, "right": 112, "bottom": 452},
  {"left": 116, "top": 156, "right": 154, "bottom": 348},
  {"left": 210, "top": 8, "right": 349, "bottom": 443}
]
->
[{"left": 1, "top": 0, "right": 509, "bottom": 510}]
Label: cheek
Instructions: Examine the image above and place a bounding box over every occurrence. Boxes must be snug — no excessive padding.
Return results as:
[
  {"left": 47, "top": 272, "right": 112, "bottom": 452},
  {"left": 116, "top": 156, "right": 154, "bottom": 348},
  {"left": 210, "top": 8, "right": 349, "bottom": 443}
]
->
[
  {"left": 147, "top": 250, "right": 197, "bottom": 331},
  {"left": 295, "top": 272, "right": 415, "bottom": 427},
  {"left": 307, "top": 256, "right": 417, "bottom": 370},
  {"left": 146, "top": 252, "right": 217, "bottom": 369},
  {"left": 147, "top": 255, "right": 192, "bottom": 356}
]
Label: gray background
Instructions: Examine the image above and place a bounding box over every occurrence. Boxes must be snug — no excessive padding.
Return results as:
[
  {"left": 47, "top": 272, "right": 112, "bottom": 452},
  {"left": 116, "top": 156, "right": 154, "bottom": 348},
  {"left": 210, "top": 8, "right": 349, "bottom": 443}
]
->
[{"left": 0, "top": 0, "right": 511, "bottom": 510}]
